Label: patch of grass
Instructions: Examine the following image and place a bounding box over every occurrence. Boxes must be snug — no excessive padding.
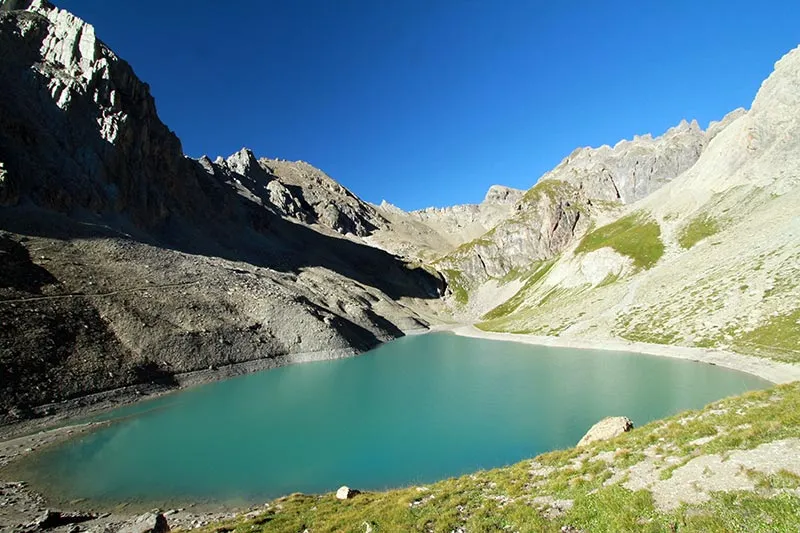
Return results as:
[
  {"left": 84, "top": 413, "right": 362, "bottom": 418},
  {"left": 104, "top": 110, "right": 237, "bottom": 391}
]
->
[
  {"left": 678, "top": 213, "right": 720, "bottom": 249},
  {"left": 575, "top": 211, "right": 664, "bottom": 270},
  {"left": 684, "top": 491, "right": 800, "bottom": 532},
  {"left": 751, "top": 469, "right": 800, "bottom": 490},
  {"left": 441, "top": 268, "right": 469, "bottom": 305},
  {"left": 597, "top": 272, "right": 620, "bottom": 288},
  {"left": 192, "top": 383, "right": 800, "bottom": 533},
  {"left": 521, "top": 179, "right": 574, "bottom": 205},
  {"left": 734, "top": 308, "right": 800, "bottom": 363},
  {"left": 480, "top": 261, "right": 555, "bottom": 320},
  {"left": 621, "top": 321, "right": 681, "bottom": 345}
]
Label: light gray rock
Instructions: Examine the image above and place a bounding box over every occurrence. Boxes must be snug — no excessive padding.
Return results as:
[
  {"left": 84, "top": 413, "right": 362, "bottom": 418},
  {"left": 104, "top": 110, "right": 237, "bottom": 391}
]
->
[
  {"left": 436, "top": 116, "right": 719, "bottom": 291},
  {"left": 483, "top": 184, "right": 524, "bottom": 204},
  {"left": 118, "top": 512, "right": 169, "bottom": 533},
  {"left": 552, "top": 118, "right": 707, "bottom": 204},
  {"left": 336, "top": 485, "right": 360, "bottom": 500},
  {"left": 578, "top": 416, "right": 634, "bottom": 447}
]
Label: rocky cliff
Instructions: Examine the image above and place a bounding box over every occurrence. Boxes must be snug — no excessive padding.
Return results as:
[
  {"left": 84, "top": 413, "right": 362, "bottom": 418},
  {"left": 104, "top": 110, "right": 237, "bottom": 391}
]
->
[{"left": 0, "top": 0, "right": 442, "bottom": 423}]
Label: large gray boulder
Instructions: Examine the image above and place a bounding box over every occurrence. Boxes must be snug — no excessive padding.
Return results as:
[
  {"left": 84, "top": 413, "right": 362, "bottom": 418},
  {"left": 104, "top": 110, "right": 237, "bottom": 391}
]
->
[
  {"left": 335, "top": 485, "right": 360, "bottom": 500},
  {"left": 577, "top": 416, "right": 634, "bottom": 447}
]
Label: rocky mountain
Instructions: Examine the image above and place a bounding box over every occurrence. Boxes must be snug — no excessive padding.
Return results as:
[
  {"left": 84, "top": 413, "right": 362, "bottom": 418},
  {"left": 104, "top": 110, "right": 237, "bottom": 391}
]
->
[
  {"left": 432, "top": 111, "right": 747, "bottom": 315},
  {"left": 364, "top": 184, "right": 524, "bottom": 261},
  {"left": 0, "top": 0, "right": 443, "bottom": 423},
  {"left": 473, "top": 46, "right": 800, "bottom": 362}
]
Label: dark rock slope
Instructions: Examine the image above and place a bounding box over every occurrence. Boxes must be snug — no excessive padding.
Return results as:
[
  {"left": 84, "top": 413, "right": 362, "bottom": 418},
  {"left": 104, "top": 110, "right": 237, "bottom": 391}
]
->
[{"left": 0, "top": 0, "right": 442, "bottom": 425}]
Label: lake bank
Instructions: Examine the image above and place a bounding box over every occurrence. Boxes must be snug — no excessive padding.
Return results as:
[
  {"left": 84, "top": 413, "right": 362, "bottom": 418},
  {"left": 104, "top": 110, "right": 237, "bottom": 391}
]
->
[
  {"left": 0, "top": 325, "right": 792, "bottom": 531},
  {"left": 451, "top": 324, "right": 800, "bottom": 385}
]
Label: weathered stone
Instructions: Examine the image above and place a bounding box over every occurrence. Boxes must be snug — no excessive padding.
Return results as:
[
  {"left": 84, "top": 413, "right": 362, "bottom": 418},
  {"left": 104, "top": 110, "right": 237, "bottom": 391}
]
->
[
  {"left": 335, "top": 485, "right": 360, "bottom": 500},
  {"left": 118, "top": 512, "right": 169, "bottom": 533},
  {"left": 578, "top": 417, "right": 634, "bottom": 447}
]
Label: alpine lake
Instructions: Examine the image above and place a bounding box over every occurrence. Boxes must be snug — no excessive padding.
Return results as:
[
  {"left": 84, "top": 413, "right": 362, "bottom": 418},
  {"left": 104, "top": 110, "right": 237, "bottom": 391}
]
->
[{"left": 14, "top": 332, "right": 769, "bottom": 508}]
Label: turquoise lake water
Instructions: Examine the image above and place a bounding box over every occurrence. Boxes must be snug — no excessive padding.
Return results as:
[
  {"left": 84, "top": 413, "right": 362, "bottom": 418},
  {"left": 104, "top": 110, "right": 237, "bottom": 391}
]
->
[{"left": 22, "top": 333, "right": 769, "bottom": 506}]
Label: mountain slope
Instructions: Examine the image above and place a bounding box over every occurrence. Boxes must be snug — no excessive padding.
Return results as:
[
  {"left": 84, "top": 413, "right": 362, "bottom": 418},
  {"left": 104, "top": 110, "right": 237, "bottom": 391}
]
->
[
  {"left": 0, "top": 0, "right": 443, "bottom": 423},
  {"left": 429, "top": 114, "right": 742, "bottom": 317},
  {"left": 477, "top": 46, "right": 800, "bottom": 363}
]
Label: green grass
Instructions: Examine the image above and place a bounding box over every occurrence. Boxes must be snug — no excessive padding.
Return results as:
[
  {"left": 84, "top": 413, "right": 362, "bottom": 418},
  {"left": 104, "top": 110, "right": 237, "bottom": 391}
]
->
[
  {"left": 734, "top": 308, "right": 800, "bottom": 363},
  {"left": 189, "top": 383, "right": 800, "bottom": 533},
  {"left": 481, "top": 261, "right": 555, "bottom": 320},
  {"left": 678, "top": 214, "right": 720, "bottom": 249},
  {"left": 442, "top": 268, "right": 469, "bottom": 305},
  {"left": 521, "top": 179, "right": 574, "bottom": 205},
  {"left": 575, "top": 212, "right": 664, "bottom": 270}
]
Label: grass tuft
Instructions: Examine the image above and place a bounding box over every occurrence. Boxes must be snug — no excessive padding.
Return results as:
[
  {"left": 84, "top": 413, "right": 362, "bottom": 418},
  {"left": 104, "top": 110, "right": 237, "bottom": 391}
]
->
[{"left": 678, "top": 214, "right": 720, "bottom": 249}]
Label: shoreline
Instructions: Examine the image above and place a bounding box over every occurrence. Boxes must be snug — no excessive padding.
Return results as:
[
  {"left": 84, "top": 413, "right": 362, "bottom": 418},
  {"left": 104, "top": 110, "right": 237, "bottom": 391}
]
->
[
  {"left": 2, "top": 323, "right": 798, "bottom": 530},
  {"left": 451, "top": 324, "right": 800, "bottom": 385}
]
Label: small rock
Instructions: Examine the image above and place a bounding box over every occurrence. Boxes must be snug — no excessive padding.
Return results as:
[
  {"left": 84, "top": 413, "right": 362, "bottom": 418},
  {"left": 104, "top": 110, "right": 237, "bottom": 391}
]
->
[
  {"left": 33, "top": 509, "right": 62, "bottom": 529},
  {"left": 578, "top": 416, "right": 634, "bottom": 446},
  {"left": 335, "top": 486, "right": 360, "bottom": 500},
  {"left": 118, "top": 512, "right": 169, "bottom": 533}
]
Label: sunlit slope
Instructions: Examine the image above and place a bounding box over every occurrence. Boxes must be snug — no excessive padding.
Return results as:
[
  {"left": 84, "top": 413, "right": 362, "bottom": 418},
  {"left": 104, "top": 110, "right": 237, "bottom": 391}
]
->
[{"left": 478, "top": 46, "right": 800, "bottom": 363}]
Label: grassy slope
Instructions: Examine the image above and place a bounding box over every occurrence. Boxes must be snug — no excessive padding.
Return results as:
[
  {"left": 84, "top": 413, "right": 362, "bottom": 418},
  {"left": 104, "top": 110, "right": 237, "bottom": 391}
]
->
[
  {"left": 191, "top": 383, "right": 800, "bottom": 533},
  {"left": 678, "top": 214, "right": 720, "bottom": 249},
  {"left": 575, "top": 212, "right": 664, "bottom": 270}
]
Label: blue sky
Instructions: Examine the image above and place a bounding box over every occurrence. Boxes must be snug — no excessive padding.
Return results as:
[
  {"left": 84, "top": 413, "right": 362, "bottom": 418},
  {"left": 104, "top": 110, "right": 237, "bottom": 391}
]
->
[{"left": 59, "top": 1, "right": 799, "bottom": 210}]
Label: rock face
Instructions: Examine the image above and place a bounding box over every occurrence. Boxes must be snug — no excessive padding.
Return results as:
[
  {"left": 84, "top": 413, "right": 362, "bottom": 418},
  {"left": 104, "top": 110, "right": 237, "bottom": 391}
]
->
[
  {"left": 207, "top": 150, "right": 388, "bottom": 237},
  {"left": 368, "top": 184, "right": 525, "bottom": 261},
  {"left": 0, "top": 0, "right": 442, "bottom": 423},
  {"left": 551, "top": 119, "right": 707, "bottom": 204},
  {"left": 577, "top": 417, "right": 634, "bottom": 447}
]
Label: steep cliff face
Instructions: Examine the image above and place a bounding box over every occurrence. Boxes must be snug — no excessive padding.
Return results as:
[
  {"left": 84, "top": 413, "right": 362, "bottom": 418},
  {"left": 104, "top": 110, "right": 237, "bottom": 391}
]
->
[
  {"left": 0, "top": 0, "right": 185, "bottom": 226},
  {"left": 0, "top": 0, "right": 442, "bottom": 422},
  {"left": 551, "top": 120, "right": 707, "bottom": 204}
]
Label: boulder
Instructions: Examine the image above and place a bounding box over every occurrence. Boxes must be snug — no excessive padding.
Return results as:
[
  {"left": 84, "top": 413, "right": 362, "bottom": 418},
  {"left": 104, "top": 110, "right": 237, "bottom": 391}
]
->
[
  {"left": 29, "top": 509, "right": 98, "bottom": 529},
  {"left": 577, "top": 416, "right": 634, "bottom": 446},
  {"left": 335, "top": 485, "right": 360, "bottom": 500},
  {"left": 118, "top": 512, "right": 170, "bottom": 533}
]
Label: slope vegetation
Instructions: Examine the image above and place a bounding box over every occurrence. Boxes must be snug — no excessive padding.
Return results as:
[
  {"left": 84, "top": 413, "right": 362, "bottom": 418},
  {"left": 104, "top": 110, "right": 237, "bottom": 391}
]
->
[
  {"left": 473, "top": 46, "right": 800, "bottom": 364},
  {"left": 196, "top": 383, "right": 800, "bottom": 533}
]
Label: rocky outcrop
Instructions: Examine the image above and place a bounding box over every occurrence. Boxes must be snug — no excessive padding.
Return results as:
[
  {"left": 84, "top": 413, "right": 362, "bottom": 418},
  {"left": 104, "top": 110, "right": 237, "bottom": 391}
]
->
[
  {"left": 436, "top": 180, "right": 590, "bottom": 290},
  {"left": 204, "top": 151, "right": 387, "bottom": 236},
  {"left": 368, "top": 184, "right": 525, "bottom": 261},
  {"left": 483, "top": 185, "right": 524, "bottom": 205},
  {"left": 550, "top": 119, "right": 707, "bottom": 204},
  {"left": 577, "top": 417, "right": 634, "bottom": 446}
]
